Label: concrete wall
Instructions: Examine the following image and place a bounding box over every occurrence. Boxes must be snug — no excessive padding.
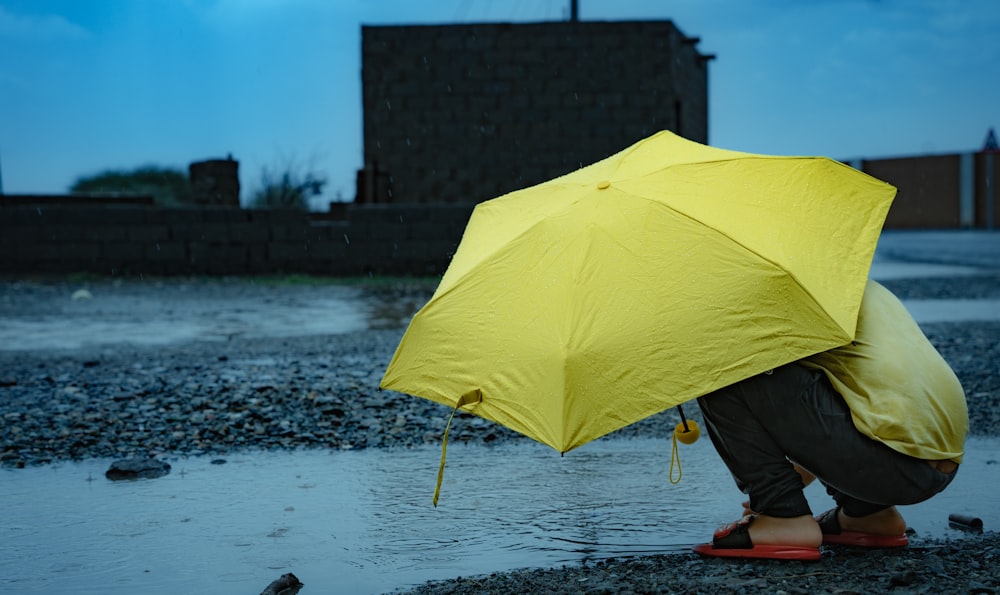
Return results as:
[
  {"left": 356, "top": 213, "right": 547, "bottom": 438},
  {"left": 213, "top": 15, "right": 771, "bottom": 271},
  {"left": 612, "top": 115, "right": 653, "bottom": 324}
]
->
[
  {"left": 0, "top": 203, "right": 473, "bottom": 277},
  {"left": 361, "top": 21, "right": 711, "bottom": 204}
]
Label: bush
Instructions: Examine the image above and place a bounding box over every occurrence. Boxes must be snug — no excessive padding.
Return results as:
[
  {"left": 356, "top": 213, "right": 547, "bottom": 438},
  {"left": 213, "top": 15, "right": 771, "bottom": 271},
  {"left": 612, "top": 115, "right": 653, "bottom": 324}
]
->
[
  {"left": 248, "top": 165, "right": 327, "bottom": 210},
  {"left": 71, "top": 166, "right": 192, "bottom": 206}
]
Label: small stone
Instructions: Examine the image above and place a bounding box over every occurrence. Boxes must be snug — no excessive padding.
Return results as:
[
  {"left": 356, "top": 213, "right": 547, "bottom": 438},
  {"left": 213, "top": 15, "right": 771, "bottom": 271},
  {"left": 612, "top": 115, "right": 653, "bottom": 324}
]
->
[
  {"left": 889, "top": 571, "right": 917, "bottom": 587},
  {"left": 105, "top": 457, "right": 171, "bottom": 480}
]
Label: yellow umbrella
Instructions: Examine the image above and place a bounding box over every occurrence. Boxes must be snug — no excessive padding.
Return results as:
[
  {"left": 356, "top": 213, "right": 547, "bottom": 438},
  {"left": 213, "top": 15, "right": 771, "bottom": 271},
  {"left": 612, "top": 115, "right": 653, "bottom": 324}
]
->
[{"left": 381, "top": 130, "right": 894, "bottom": 470}]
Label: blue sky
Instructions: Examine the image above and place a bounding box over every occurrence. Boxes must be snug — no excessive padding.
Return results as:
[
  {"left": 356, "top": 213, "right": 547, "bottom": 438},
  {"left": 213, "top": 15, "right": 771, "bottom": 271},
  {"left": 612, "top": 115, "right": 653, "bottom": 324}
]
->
[{"left": 1, "top": 0, "right": 997, "bottom": 207}]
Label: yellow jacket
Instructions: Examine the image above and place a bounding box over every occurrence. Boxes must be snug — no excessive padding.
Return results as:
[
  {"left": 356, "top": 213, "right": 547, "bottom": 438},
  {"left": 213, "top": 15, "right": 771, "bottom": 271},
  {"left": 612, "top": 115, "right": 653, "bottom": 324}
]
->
[{"left": 802, "top": 280, "right": 968, "bottom": 463}]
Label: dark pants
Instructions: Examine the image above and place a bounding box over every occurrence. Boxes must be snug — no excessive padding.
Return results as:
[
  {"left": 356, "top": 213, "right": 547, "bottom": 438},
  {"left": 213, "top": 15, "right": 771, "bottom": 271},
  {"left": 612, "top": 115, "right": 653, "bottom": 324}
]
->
[{"left": 696, "top": 363, "right": 957, "bottom": 518}]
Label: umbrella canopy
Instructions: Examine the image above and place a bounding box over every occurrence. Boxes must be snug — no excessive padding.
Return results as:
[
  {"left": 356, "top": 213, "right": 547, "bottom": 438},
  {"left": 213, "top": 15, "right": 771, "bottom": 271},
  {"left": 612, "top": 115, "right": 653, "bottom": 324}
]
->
[{"left": 380, "top": 130, "right": 895, "bottom": 454}]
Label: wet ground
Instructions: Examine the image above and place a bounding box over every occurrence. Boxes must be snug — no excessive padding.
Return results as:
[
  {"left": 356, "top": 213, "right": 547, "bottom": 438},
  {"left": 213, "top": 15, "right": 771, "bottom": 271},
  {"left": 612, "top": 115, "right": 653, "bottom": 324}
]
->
[
  {"left": 0, "top": 278, "right": 429, "bottom": 352},
  {"left": 0, "top": 233, "right": 998, "bottom": 355},
  {"left": 3, "top": 437, "right": 997, "bottom": 594},
  {"left": 0, "top": 229, "right": 998, "bottom": 594}
]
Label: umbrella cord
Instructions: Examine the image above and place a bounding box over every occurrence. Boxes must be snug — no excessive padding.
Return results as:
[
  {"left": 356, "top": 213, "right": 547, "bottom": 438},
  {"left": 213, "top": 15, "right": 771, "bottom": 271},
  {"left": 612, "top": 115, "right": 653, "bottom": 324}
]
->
[
  {"left": 433, "top": 389, "right": 483, "bottom": 507},
  {"left": 669, "top": 432, "right": 684, "bottom": 484},
  {"left": 670, "top": 405, "right": 700, "bottom": 484}
]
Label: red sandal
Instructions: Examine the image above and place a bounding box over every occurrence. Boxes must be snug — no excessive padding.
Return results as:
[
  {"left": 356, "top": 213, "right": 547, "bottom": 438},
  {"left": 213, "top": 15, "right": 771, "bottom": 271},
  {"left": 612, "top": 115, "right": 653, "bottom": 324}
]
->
[
  {"left": 693, "top": 515, "right": 822, "bottom": 561},
  {"left": 815, "top": 508, "right": 909, "bottom": 548}
]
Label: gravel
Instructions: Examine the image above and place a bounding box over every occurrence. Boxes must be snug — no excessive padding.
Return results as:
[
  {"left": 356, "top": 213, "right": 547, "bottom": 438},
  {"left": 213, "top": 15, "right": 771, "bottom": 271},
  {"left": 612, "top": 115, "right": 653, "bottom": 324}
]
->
[{"left": 1, "top": 274, "right": 998, "bottom": 594}]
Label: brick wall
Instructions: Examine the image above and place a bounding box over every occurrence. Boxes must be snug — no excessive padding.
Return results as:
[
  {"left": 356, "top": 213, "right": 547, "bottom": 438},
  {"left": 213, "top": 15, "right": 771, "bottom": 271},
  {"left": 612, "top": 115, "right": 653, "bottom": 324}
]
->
[
  {"left": 0, "top": 203, "right": 474, "bottom": 277},
  {"left": 361, "top": 21, "right": 711, "bottom": 203},
  {"left": 2, "top": 147, "right": 997, "bottom": 278}
]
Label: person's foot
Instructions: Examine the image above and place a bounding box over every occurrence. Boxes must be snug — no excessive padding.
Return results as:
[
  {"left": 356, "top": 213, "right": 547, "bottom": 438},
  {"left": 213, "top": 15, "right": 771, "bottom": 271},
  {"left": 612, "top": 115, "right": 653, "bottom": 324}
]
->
[
  {"left": 748, "top": 513, "right": 823, "bottom": 548},
  {"left": 837, "top": 506, "right": 907, "bottom": 536},
  {"left": 693, "top": 514, "right": 822, "bottom": 560}
]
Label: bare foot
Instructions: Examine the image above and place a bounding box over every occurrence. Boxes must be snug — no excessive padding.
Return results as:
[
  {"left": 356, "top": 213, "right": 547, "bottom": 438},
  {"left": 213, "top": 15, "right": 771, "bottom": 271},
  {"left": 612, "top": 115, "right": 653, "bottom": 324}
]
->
[
  {"left": 748, "top": 514, "right": 822, "bottom": 548},
  {"left": 838, "top": 507, "right": 907, "bottom": 536}
]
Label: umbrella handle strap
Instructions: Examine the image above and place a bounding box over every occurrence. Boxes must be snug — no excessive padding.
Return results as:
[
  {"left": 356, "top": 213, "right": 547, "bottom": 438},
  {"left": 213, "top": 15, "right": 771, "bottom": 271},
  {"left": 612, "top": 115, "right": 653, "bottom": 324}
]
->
[
  {"left": 433, "top": 390, "right": 483, "bottom": 507},
  {"left": 669, "top": 432, "right": 684, "bottom": 484}
]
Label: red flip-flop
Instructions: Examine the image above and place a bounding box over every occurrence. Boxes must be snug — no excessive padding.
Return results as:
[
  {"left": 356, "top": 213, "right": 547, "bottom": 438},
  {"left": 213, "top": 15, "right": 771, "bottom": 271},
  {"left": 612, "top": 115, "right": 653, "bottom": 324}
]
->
[
  {"left": 815, "top": 508, "right": 909, "bottom": 548},
  {"left": 692, "top": 516, "right": 822, "bottom": 561}
]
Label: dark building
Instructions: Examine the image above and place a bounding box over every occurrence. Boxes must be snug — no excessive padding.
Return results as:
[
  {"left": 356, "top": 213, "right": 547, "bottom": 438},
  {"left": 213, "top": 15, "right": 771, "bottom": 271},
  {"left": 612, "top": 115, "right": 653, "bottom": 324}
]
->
[{"left": 360, "top": 20, "right": 713, "bottom": 203}]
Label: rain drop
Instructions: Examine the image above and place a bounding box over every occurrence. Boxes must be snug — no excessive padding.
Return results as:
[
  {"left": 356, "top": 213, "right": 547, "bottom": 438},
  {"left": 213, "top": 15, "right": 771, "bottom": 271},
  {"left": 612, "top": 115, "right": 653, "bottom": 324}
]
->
[
  {"left": 399, "top": 215, "right": 404, "bottom": 223},
  {"left": 343, "top": 234, "right": 350, "bottom": 245},
  {"left": 385, "top": 99, "right": 392, "bottom": 110},
  {"left": 406, "top": 138, "right": 412, "bottom": 146},
  {"left": 156, "top": 243, "right": 161, "bottom": 252}
]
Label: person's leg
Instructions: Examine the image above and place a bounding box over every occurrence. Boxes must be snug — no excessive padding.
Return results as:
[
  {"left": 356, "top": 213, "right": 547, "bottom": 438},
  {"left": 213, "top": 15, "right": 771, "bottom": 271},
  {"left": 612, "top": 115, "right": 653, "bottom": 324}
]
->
[
  {"left": 696, "top": 366, "right": 822, "bottom": 549},
  {"left": 696, "top": 365, "right": 815, "bottom": 518},
  {"left": 781, "top": 370, "right": 957, "bottom": 513},
  {"left": 701, "top": 363, "right": 955, "bottom": 510},
  {"left": 699, "top": 362, "right": 959, "bottom": 547}
]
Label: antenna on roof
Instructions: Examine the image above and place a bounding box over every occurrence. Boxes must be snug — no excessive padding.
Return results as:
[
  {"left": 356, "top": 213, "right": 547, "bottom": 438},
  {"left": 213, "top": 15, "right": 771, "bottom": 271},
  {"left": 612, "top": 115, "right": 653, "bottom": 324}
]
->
[{"left": 983, "top": 127, "right": 999, "bottom": 153}]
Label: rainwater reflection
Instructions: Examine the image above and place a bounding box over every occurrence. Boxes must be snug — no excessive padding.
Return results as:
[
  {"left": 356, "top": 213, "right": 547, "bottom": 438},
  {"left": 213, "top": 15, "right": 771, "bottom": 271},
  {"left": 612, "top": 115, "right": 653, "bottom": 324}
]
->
[
  {"left": 0, "top": 282, "right": 421, "bottom": 352},
  {"left": 1, "top": 436, "right": 997, "bottom": 594}
]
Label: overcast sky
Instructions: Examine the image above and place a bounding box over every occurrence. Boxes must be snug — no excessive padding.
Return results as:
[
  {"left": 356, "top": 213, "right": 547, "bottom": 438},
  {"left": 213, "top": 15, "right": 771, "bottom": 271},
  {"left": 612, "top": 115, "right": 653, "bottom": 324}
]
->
[{"left": 1, "top": 0, "right": 997, "bottom": 207}]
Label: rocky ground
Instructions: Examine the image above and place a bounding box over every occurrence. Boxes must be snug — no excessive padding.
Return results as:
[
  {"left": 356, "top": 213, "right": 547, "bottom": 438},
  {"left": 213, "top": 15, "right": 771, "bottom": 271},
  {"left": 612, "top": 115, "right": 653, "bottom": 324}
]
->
[{"left": 1, "top": 274, "right": 998, "bottom": 594}]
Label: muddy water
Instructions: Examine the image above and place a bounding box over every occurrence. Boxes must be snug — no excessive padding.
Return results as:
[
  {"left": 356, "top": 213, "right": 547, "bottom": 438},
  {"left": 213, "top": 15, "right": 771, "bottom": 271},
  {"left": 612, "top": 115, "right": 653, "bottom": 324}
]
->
[{"left": 1, "top": 436, "right": 997, "bottom": 594}]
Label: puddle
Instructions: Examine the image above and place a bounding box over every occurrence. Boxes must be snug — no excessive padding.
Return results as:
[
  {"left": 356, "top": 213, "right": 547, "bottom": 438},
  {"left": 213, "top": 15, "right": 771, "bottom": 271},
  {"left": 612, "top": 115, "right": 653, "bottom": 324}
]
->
[
  {"left": 0, "top": 284, "right": 408, "bottom": 352},
  {"left": 1, "top": 264, "right": 999, "bottom": 354},
  {"left": 896, "top": 299, "right": 1000, "bottom": 323},
  {"left": 868, "top": 260, "right": 990, "bottom": 281},
  {"left": 868, "top": 259, "right": 1000, "bottom": 323},
  {"left": 1, "top": 436, "right": 997, "bottom": 594}
]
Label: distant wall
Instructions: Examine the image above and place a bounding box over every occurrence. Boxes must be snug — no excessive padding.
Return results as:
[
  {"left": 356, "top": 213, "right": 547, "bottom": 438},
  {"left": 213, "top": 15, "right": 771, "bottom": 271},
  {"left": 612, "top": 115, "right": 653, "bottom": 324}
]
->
[
  {"left": 866, "top": 155, "right": 963, "bottom": 228},
  {"left": 2, "top": 151, "right": 996, "bottom": 277},
  {"left": 361, "top": 21, "right": 712, "bottom": 204},
  {"left": 862, "top": 152, "right": 999, "bottom": 229},
  {"left": 0, "top": 203, "right": 473, "bottom": 277}
]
